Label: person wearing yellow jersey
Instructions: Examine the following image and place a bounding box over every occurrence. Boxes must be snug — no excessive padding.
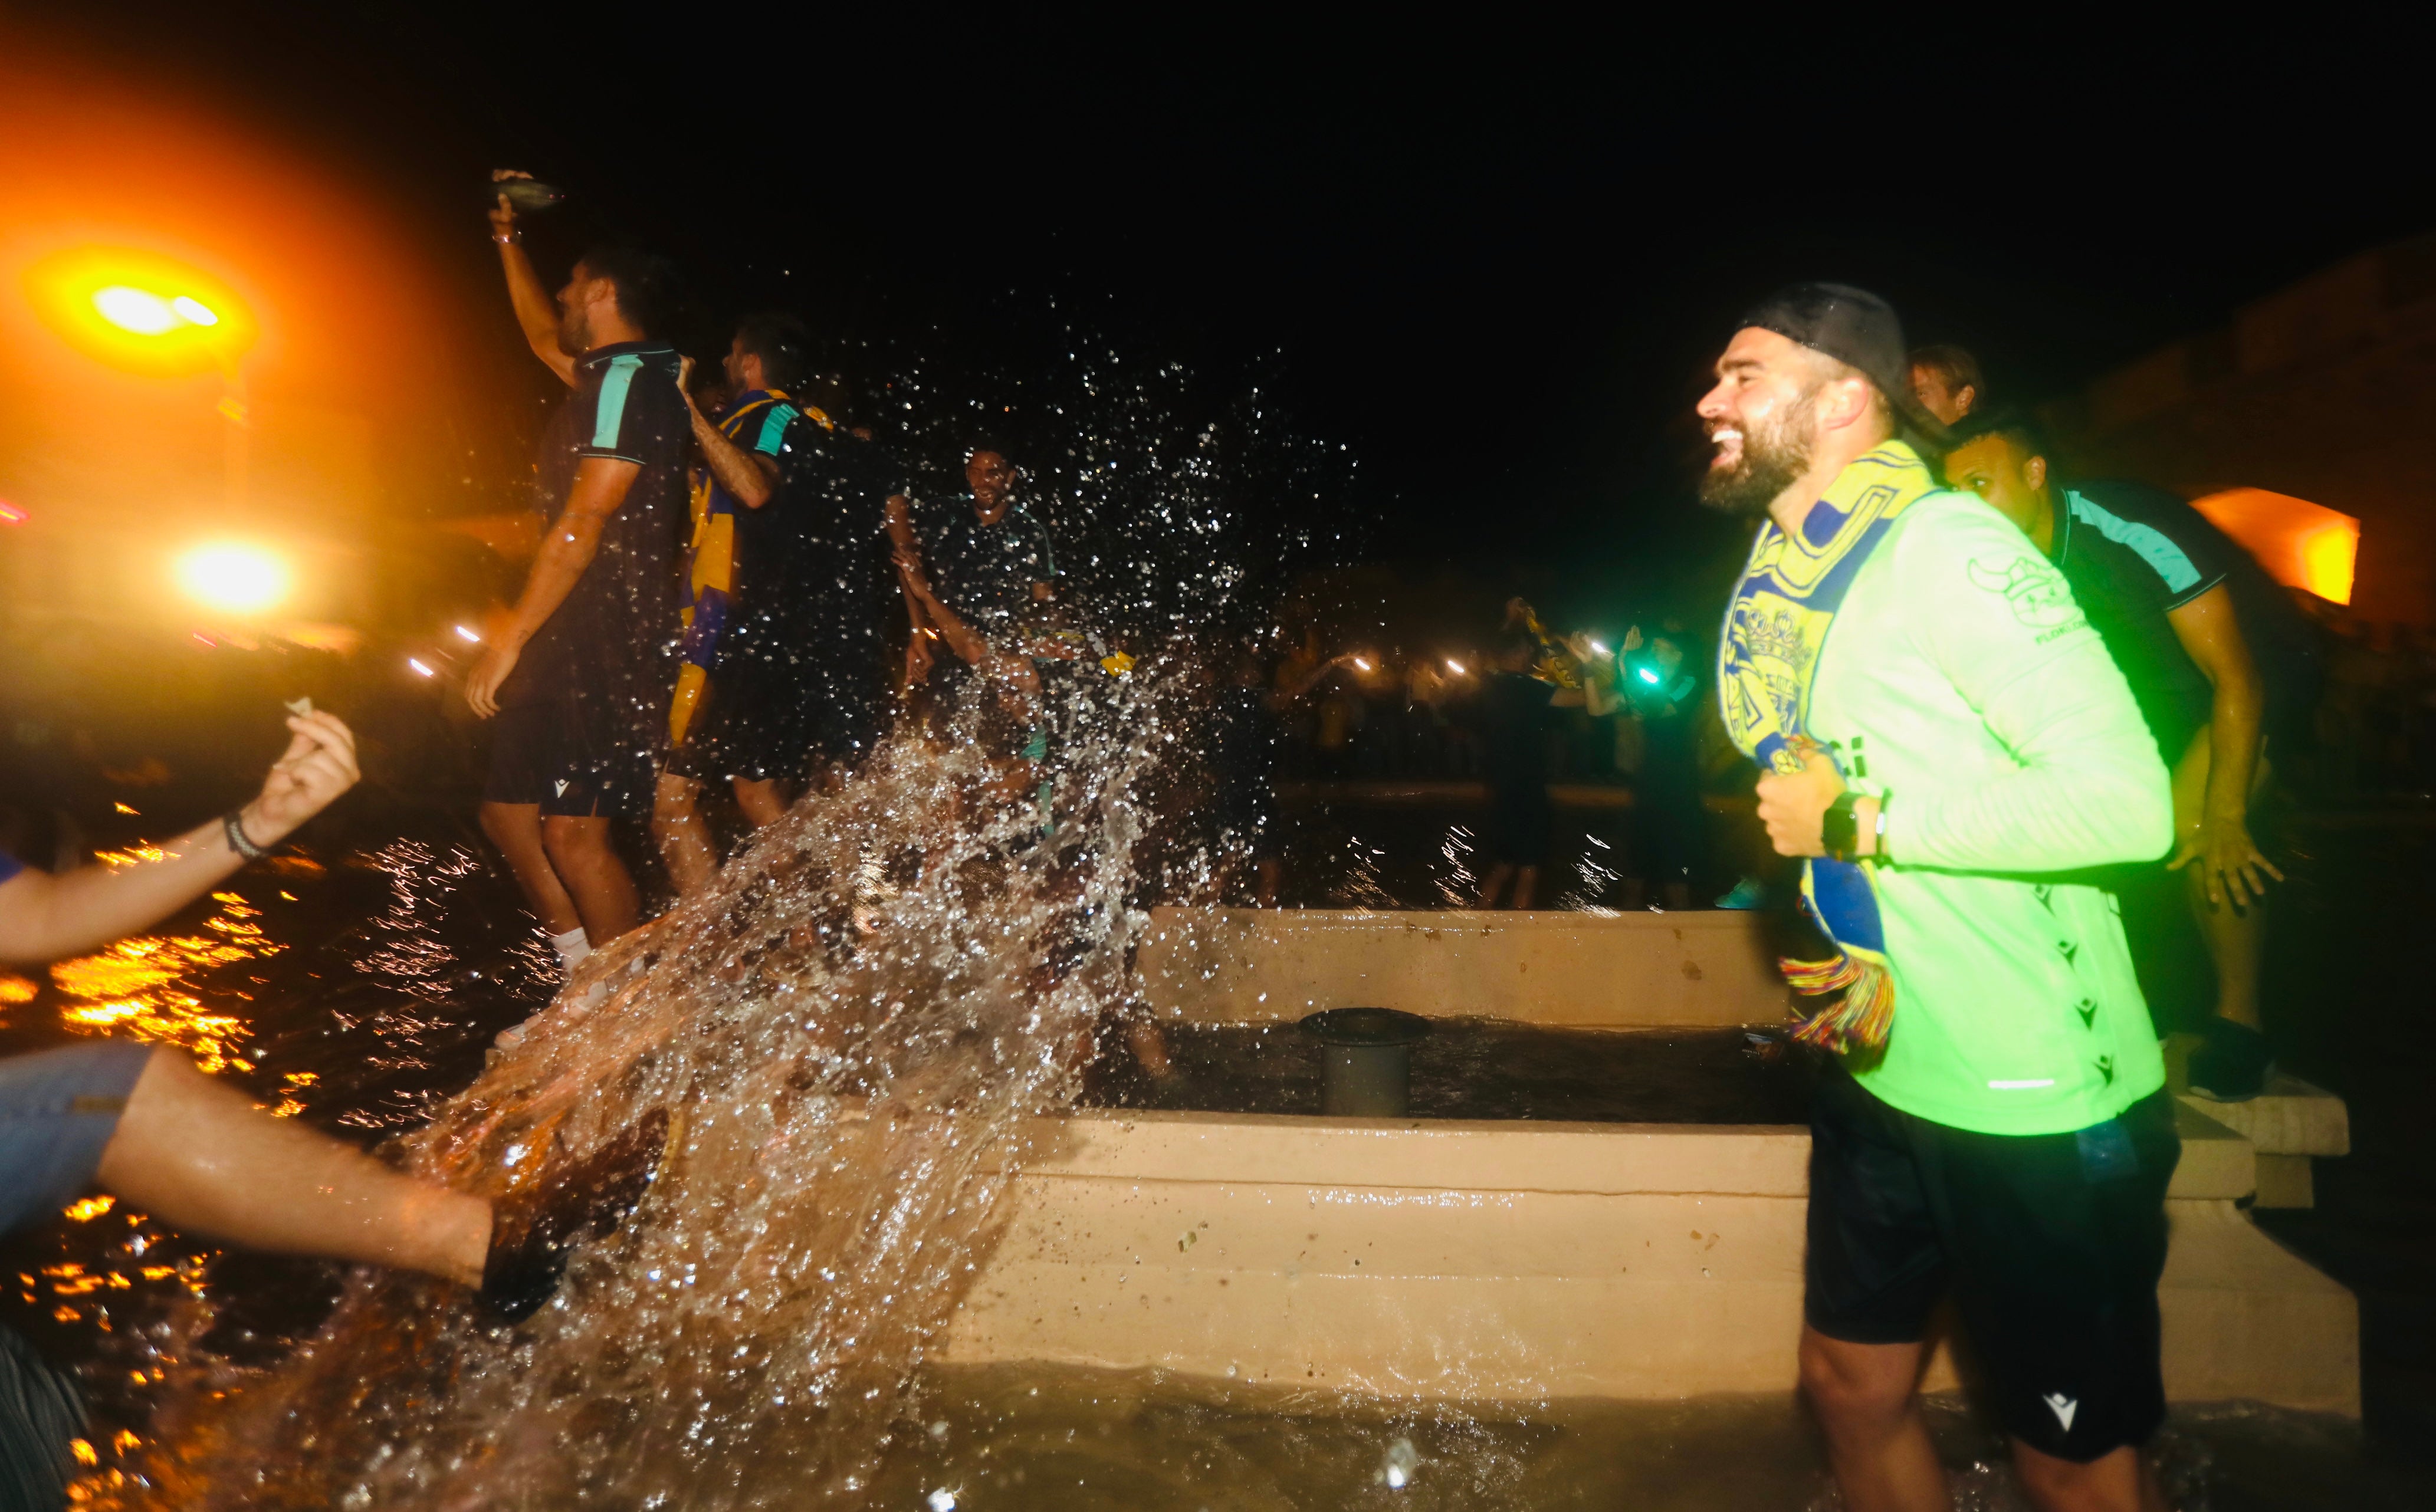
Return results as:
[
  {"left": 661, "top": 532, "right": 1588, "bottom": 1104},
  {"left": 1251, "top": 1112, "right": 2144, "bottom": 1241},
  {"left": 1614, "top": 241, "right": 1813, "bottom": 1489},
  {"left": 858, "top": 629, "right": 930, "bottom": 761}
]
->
[
  {"left": 651, "top": 313, "right": 824, "bottom": 895},
  {"left": 1700, "top": 285, "right": 2174, "bottom": 1512}
]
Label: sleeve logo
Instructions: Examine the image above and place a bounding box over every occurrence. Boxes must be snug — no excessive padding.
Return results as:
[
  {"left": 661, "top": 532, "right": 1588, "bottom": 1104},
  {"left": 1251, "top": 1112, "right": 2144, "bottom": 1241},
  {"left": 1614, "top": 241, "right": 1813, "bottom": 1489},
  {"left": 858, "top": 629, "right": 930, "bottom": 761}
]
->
[{"left": 1967, "top": 556, "right": 2087, "bottom": 642}]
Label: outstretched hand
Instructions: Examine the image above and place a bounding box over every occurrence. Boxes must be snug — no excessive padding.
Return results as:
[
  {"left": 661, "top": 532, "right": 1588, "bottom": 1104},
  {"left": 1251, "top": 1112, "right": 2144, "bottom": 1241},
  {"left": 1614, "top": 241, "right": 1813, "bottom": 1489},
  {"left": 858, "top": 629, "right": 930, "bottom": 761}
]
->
[
  {"left": 488, "top": 169, "right": 533, "bottom": 241},
  {"left": 242, "top": 712, "right": 360, "bottom": 847},
  {"left": 2168, "top": 816, "right": 2284, "bottom": 909}
]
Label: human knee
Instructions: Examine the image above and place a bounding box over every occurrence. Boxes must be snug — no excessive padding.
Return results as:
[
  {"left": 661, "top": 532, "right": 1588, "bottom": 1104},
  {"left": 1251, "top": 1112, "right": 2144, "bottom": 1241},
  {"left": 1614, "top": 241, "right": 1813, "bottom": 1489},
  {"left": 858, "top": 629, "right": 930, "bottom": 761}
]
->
[
  {"left": 1798, "top": 1333, "right": 1916, "bottom": 1426},
  {"left": 478, "top": 801, "right": 527, "bottom": 850},
  {"left": 2013, "top": 1440, "right": 2140, "bottom": 1510},
  {"left": 540, "top": 816, "right": 610, "bottom": 867}
]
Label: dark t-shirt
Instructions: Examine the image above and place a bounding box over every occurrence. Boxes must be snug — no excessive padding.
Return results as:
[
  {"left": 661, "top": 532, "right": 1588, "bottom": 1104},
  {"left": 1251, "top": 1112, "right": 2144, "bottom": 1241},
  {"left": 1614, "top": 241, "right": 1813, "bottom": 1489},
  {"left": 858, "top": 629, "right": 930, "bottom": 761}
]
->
[
  {"left": 1480, "top": 672, "right": 1555, "bottom": 790},
  {"left": 503, "top": 340, "right": 690, "bottom": 734},
  {"left": 2053, "top": 480, "right": 2319, "bottom": 755},
  {"left": 921, "top": 498, "right": 1060, "bottom": 636},
  {"left": 727, "top": 413, "right": 902, "bottom": 676}
]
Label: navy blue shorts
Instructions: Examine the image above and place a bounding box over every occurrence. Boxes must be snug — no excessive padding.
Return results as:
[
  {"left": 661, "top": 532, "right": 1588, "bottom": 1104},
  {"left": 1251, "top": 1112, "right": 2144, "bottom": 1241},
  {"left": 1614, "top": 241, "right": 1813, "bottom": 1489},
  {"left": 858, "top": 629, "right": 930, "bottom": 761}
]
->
[{"left": 0, "top": 1041, "right": 153, "bottom": 1238}]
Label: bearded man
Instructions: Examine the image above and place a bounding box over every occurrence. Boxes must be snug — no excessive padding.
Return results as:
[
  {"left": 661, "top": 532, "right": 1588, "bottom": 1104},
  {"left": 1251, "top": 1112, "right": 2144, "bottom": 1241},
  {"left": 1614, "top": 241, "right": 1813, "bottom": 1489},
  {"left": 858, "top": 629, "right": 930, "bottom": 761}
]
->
[
  {"left": 467, "top": 172, "right": 690, "bottom": 964},
  {"left": 1699, "top": 284, "right": 2176, "bottom": 1512}
]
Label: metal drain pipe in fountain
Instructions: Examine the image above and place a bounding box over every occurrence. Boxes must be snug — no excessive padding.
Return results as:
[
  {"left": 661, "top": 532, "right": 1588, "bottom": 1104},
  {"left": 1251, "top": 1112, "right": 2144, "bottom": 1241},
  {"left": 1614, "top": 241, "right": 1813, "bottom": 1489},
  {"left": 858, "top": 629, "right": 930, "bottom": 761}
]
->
[{"left": 1298, "top": 1008, "right": 1433, "bottom": 1116}]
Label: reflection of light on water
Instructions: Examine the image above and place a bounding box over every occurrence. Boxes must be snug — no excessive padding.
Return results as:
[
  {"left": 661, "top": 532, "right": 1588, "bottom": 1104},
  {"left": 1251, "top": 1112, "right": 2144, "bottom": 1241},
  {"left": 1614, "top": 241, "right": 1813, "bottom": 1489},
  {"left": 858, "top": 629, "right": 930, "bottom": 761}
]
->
[
  {"left": 1557, "top": 831, "right": 1621, "bottom": 915},
  {"left": 1436, "top": 823, "right": 1477, "bottom": 908},
  {"left": 50, "top": 888, "right": 276, "bottom": 1074}
]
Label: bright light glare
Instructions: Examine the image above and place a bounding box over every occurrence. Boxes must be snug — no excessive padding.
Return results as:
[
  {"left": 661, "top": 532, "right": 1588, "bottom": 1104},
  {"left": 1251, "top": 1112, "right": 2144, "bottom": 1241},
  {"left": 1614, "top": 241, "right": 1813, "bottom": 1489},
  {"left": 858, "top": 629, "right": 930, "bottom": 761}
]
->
[
  {"left": 1352, "top": 656, "right": 1373, "bottom": 670},
  {"left": 176, "top": 544, "right": 288, "bottom": 614},
  {"left": 1588, "top": 639, "right": 1608, "bottom": 655},
  {"left": 1444, "top": 659, "right": 1466, "bottom": 675},
  {"left": 409, "top": 658, "right": 435, "bottom": 678},
  {"left": 170, "top": 295, "right": 219, "bottom": 327},
  {"left": 0, "top": 502, "right": 24, "bottom": 525},
  {"left": 454, "top": 624, "right": 481, "bottom": 642},
  {"left": 1639, "top": 668, "right": 1660, "bottom": 683},
  {"left": 93, "top": 285, "right": 181, "bottom": 335}
]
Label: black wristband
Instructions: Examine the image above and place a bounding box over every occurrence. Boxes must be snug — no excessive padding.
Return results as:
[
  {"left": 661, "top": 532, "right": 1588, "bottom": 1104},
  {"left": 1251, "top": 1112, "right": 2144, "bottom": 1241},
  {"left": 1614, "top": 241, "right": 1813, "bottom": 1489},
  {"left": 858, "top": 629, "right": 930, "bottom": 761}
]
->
[{"left": 223, "top": 811, "right": 268, "bottom": 862}]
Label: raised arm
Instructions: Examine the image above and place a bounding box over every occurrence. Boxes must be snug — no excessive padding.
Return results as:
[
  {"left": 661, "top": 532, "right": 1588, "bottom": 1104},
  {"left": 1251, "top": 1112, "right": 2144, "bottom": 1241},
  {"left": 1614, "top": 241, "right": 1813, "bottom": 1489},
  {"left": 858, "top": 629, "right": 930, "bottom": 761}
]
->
[
  {"left": 490, "top": 172, "right": 577, "bottom": 387},
  {"left": 0, "top": 712, "right": 359, "bottom": 962},
  {"left": 679, "top": 356, "right": 780, "bottom": 509},
  {"left": 464, "top": 458, "right": 642, "bottom": 716}
]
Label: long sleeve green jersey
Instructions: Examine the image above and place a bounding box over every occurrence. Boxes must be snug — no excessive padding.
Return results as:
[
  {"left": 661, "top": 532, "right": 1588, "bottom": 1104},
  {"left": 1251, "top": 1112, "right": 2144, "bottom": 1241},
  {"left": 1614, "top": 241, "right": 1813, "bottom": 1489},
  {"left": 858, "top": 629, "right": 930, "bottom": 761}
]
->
[{"left": 1803, "top": 491, "right": 2174, "bottom": 1135}]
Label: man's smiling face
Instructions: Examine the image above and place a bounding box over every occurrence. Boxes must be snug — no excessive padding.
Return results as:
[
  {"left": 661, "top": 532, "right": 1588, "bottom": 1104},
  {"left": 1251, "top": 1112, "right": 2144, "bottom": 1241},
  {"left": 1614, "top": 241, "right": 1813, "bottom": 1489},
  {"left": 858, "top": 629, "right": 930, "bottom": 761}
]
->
[{"left": 1694, "top": 327, "right": 1828, "bottom": 517}]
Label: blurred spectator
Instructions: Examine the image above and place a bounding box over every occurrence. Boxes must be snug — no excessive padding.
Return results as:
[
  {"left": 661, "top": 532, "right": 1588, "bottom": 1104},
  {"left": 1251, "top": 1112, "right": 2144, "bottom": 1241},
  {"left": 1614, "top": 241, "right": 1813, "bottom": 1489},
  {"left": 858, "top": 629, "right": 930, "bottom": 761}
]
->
[
  {"left": 1621, "top": 622, "right": 1705, "bottom": 909},
  {"left": 1908, "top": 343, "right": 1985, "bottom": 425},
  {"left": 1475, "top": 633, "right": 1557, "bottom": 908}
]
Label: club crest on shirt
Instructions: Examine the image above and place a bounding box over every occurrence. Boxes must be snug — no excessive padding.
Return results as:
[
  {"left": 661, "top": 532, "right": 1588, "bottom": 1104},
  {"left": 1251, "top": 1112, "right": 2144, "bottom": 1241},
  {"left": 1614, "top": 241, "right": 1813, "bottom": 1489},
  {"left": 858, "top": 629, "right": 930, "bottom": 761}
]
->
[{"left": 1967, "top": 556, "right": 2086, "bottom": 641}]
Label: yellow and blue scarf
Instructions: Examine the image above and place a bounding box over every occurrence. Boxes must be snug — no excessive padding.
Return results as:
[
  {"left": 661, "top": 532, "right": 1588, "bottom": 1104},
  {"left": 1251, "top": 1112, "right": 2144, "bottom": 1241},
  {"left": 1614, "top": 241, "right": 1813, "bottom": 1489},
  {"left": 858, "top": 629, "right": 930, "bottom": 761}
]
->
[{"left": 1716, "top": 441, "right": 1938, "bottom": 1053}]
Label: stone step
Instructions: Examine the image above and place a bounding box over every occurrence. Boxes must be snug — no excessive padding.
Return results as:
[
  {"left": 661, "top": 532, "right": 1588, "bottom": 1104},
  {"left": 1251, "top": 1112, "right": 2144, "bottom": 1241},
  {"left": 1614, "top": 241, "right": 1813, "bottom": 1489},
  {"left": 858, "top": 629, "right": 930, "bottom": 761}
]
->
[
  {"left": 1139, "top": 905, "right": 1794, "bottom": 1028},
  {"left": 944, "top": 1110, "right": 2358, "bottom": 1415}
]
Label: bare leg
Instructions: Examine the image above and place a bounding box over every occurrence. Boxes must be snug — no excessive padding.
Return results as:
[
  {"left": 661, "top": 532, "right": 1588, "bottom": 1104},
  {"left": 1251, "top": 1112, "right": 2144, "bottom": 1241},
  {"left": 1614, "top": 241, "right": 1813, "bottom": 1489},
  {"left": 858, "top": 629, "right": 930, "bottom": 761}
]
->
[
  {"left": 1476, "top": 862, "right": 1514, "bottom": 909},
  {"left": 96, "top": 1049, "right": 490, "bottom": 1286},
  {"left": 732, "top": 775, "right": 789, "bottom": 829},
  {"left": 1797, "top": 1327, "right": 1949, "bottom": 1512},
  {"left": 651, "top": 772, "right": 719, "bottom": 898},
  {"left": 541, "top": 814, "right": 641, "bottom": 946},
  {"left": 1511, "top": 863, "right": 1540, "bottom": 910},
  {"left": 2012, "top": 1439, "right": 2169, "bottom": 1512},
  {"left": 479, "top": 801, "right": 581, "bottom": 936},
  {"left": 2172, "top": 728, "right": 2272, "bottom": 1030}
]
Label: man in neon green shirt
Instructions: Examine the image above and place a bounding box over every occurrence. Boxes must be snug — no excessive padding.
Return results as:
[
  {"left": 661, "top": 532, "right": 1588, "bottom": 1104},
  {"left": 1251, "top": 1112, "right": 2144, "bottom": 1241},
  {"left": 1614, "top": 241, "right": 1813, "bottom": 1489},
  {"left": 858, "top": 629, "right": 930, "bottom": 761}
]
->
[{"left": 1698, "top": 284, "right": 2175, "bottom": 1512}]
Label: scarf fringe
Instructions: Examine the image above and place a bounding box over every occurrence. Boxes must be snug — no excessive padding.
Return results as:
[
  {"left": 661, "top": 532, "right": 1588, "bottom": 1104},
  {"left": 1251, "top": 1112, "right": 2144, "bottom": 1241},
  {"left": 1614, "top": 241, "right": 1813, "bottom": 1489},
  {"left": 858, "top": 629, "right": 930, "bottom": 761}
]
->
[{"left": 1779, "top": 951, "right": 1895, "bottom": 1054}]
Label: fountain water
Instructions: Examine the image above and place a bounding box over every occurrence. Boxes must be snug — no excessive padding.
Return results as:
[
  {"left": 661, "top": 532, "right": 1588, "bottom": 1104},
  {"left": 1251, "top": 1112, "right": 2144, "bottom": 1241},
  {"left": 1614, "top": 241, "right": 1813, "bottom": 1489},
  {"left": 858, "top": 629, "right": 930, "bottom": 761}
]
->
[
  {"left": 76, "top": 336, "right": 1356, "bottom": 1508},
  {"left": 115, "top": 681, "right": 1175, "bottom": 1507}
]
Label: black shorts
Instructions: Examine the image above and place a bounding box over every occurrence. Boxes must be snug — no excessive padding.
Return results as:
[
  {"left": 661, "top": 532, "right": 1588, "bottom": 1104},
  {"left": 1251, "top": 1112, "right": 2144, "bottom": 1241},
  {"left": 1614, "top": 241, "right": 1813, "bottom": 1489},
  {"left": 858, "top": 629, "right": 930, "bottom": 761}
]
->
[
  {"left": 673, "top": 633, "right": 888, "bottom": 785},
  {"left": 1805, "top": 1070, "right": 2180, "bottom": 1462},
  {"left": 482, "top": 699, "right": 655, "bottom": 819}
]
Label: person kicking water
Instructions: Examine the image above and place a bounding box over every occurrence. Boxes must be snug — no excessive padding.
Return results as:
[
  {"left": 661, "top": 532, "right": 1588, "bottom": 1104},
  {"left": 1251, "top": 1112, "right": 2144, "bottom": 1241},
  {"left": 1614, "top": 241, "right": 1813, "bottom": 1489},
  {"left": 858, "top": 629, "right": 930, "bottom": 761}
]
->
[
  {"left": 1939, "top": 406, "right": 2320, "bottom": 1102},
  {"left": 1700, "top": 285, "right": 2176, "bottom": 1512},
  {"left": 0, "top": 711, "right": 668, "bottom": 1507}
]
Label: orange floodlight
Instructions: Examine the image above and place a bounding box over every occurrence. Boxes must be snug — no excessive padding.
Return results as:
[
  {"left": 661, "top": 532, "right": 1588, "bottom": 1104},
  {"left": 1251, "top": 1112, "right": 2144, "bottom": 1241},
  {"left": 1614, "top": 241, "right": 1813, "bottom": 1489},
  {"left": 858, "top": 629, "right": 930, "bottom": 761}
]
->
[
  {"left": 2190, "top": 488, "right": 2359, "bottom": 606},
  {"left": 22, "top": 246, "right": 256, "bottom": 377}
]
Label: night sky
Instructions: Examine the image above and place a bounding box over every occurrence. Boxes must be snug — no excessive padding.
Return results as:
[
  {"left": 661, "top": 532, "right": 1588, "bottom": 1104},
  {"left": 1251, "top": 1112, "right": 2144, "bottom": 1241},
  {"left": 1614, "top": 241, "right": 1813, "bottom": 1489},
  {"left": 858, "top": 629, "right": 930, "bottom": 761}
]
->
[{"left": 22, "top": 9, "right": 2432, "bottom": 581}]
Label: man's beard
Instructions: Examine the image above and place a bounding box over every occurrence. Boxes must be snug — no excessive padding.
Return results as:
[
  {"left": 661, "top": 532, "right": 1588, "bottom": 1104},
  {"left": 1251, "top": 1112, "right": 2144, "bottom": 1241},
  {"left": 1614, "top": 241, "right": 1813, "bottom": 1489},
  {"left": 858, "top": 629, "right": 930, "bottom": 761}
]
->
[
  {"left": 1699, "top": 388, "right": 1817, "bottom": 518},
  {"left": 558, "top": 305, "right": 592, "bottom": 356}
]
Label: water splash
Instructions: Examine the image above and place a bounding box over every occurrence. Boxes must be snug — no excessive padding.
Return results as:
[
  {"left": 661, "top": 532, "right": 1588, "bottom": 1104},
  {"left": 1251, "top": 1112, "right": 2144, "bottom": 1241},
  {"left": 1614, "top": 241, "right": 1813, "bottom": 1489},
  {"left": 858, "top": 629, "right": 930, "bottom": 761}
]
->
[{"left": 90, "top": 662, "right": 1178, "bottom": 1506}]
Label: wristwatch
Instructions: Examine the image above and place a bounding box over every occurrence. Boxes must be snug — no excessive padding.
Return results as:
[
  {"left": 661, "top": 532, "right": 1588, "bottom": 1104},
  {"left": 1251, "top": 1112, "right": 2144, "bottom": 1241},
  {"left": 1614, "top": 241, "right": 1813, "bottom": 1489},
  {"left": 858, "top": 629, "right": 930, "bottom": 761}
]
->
[{"left": 1821, "top": 792, "right": 1863, "bottom": 863}]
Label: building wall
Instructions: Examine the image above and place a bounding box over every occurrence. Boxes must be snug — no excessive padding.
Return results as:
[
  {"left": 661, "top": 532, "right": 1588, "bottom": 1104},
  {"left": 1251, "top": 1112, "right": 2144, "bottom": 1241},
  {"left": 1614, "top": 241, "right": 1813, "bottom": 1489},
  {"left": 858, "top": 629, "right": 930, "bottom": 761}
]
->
[{"left": 2060, "top": 236, "right": 2436, "bottom": 625}]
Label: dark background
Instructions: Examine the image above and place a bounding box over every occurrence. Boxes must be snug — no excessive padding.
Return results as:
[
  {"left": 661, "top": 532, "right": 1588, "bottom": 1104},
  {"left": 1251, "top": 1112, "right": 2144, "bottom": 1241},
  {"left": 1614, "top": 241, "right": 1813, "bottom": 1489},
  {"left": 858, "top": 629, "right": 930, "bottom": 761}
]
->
[{"left": 21, "top": 6, "right": 2434, "bottom": 577}]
